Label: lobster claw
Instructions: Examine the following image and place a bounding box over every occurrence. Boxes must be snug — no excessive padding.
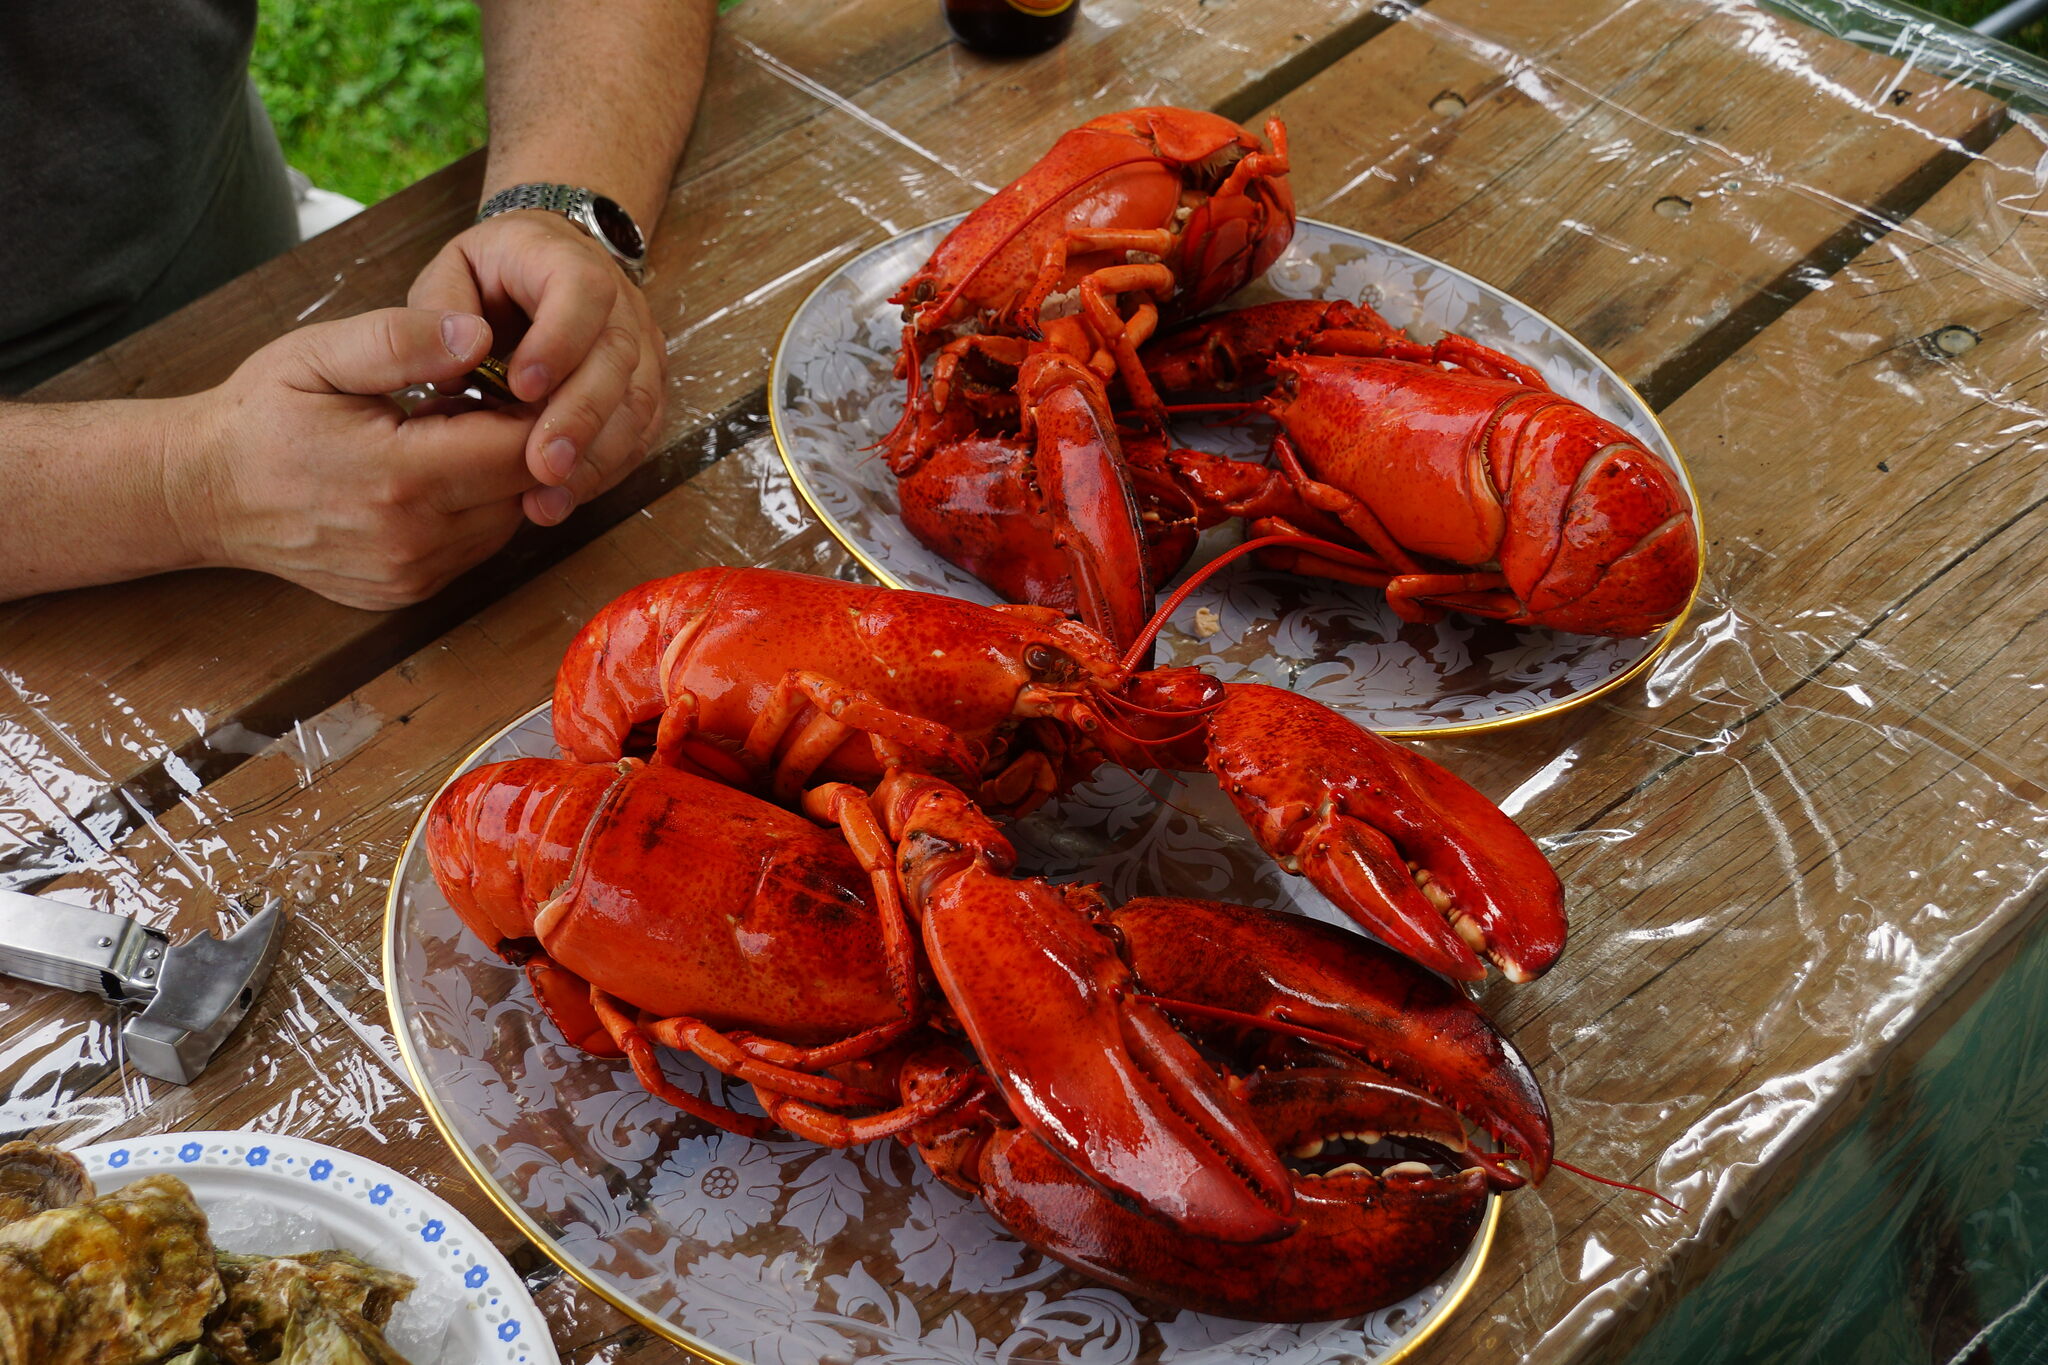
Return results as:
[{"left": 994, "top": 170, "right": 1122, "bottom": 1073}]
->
[
  {"left": 1205, "top": 684, "right": 1567, "bottom": 983},
  {"left": 876, "top": 772, "right": 1297, "bottom": 1244},
  {"left": 968, "top": 1065, "right": 1492, "bottom": 1321},
  {"left": 1111, "top": 896, "right": 1552, "bottom": 1183},
  {"left": 1014, "top": 352, "right": 1157, "bottom": 659}
]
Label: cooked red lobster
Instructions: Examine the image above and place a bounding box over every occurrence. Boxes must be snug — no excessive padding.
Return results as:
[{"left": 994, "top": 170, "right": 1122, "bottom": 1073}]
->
[
  {"left": 881, "top": 107, "right": 1295, "bottom": 649},
  {"left": 426, "top": 754, "right": 1550, "bottom": 1320},
  {"left": 550, "top": 565, "right": 1567, "bottom": 985},
  {"left": 873, "top": 106, "right": 1697, "bottom": 647},
  {"left": 1139, "top": 299, "right": 1701, "bottom": 637}
]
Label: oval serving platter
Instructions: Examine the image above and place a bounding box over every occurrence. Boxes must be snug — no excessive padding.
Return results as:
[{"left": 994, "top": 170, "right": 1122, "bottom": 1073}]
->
[
  {"left": 769, "top": 215, "right": 1700, "bottom": 736},
  {"left": 386, "top": 702, "right": 1501, "bottom": 1365}
]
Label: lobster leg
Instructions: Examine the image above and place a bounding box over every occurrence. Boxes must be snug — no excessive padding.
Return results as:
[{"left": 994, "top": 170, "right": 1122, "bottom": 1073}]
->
[
  {"left": 754, "top": 1069, "right": 983, "bottom": 1148},
  {"left": 735, "top": 670, "right": 984, "bottom": 801},
  {"left": 640, "top": 1015, "right": 897, "bottom": 1109},
  {"left": 1245, "top": 515, "right": 1397, "bottom": 590},
  {"left": 1077, "top": 261, "right": 1176, "bottom": 422},
  {"left": 1270, "top": 432, "right": 1428, "bottom": 579},
  {"left": 587, "top": 990, "right": 778, "bottom": 1139},
  {"left": 874, "top": 768, "right": 1298, "bottom": 1244},
  {"left": 651, "top": 694, "right": 756, "bottom": 786}
]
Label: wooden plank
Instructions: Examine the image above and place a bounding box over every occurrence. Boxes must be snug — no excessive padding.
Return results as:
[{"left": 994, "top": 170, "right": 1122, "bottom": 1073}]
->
[
  {"left": 1400, "top": 122, "right": 2048, "bottom": 1363},
  {"left": 0, "top": 0, "right": 1409, "bottom": 880},
  {"left": 9, "top": 9, "right": 2048, "bottom": 1362},
  {"left": 1268, "top": 0, "right": 2006, "bottom": 401},
  {"left": 0, "top": 0, "right": 2001, "bottom": 888},
  {"left": 24, "top": 116, "right": 2048, "bottom": 1353}
]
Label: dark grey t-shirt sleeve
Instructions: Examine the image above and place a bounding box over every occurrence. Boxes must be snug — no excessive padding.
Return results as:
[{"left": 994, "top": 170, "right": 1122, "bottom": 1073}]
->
[{"left": 0, "top": 2, "right": 299, "bottom": 393}]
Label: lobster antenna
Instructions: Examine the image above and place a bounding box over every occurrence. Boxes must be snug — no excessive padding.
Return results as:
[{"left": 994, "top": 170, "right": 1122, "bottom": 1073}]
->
[
  {"left": 931, "top": 152, "right": 1167, "bottom": 325},
  {"left": 1552, "top": 1159, "right": 1687, "bottom": 1214},
  {"left": 1111, "top": 533, "right": 1388, "bottom": 681},
  {"left": 870, "top": 324, "right": 925, "bottom": 458}
]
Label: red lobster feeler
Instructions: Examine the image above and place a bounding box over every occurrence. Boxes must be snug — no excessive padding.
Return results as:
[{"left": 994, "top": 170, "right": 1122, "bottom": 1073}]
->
[
  {"left": 550, "top": 564, "right": 1567, "bottom": 983},
  {"left": 1140, "top": 298, "right": 1702, "bottom": 637},
  {"left": 425, "top": 755, "right": 1553, "bottom": 1314},
  {"left": 881, "top": 107, "right": 1294, "bottom": 651}
]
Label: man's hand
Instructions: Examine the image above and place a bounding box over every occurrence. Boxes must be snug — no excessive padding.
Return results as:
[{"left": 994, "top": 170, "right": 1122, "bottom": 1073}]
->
[
  {"left": 170, "top": 307, "right": 538, "bottom": 610},
  {"left": 410, "top": 211, "right": 666, "bottom": 527}
]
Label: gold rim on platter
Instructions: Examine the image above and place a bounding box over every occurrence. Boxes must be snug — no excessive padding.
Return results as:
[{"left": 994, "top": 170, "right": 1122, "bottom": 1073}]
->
[
  {"left": 384, "top": 701, "right": 1504, "bottom": 1365},
  {"left": 767, "top": 214, "right": 1704, "bottom": 740}
]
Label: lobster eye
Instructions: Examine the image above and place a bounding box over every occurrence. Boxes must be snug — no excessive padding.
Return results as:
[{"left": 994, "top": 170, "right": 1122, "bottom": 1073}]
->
[{"left": 1024, "top": 643, "right": 1072, "bottom": 678}]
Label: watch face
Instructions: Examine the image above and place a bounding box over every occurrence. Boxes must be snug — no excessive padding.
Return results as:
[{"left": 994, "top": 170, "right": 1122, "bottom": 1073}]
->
[{"left": 590, "top": 195, "right": 645, "bottom": 261}]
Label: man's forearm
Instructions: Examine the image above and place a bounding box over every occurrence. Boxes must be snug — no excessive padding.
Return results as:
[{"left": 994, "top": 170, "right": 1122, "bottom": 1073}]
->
[
  {"left": 476, "top": 0, "right": 717, "bottom": 231},
  {"left": 0, "top": 398, "right": 207, "bottom": 601}
]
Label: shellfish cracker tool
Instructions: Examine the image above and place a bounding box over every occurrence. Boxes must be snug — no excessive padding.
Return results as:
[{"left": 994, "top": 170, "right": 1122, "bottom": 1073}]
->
[{"left": 0, "top": 891, "right": 284, "bottom": 1084}]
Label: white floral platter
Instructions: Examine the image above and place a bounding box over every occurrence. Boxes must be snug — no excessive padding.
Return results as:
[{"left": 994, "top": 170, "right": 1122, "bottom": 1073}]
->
[
  {"left": 72, "top": 1129, "right": 555, "bottom": 1365},
  {"left": 385, "top": 703, "right": 1501, "bottom": 1365},
  {"left": 769, "top": 216, "right": 1697, "bottom": 736}
]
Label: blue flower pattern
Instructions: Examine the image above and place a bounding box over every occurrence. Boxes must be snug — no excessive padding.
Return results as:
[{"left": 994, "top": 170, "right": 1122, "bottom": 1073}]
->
[{"left": 92, "top": 1140, "right": 517, "bottom": 1357}]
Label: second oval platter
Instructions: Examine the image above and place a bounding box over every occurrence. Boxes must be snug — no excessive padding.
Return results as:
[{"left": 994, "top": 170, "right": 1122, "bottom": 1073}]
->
[
  {"left": 387, "top": 703, "right": 1500, "bottom": 1365},
  {"left": 770, "top": 216, "right": 1699, "bottom": 736}
]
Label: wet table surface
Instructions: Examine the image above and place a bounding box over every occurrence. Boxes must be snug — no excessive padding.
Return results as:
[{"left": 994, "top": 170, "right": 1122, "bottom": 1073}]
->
[{"left": 7, "top": 1, "right": 2048, "bottom": 1361}]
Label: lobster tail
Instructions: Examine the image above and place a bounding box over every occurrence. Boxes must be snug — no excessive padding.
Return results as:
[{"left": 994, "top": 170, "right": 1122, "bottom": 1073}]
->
[
  {"left": 425, "top": 757, "right": 615, "bottom": 955},
  {"left": 552, "top": 569, "right": 727, "bottom": 762}
]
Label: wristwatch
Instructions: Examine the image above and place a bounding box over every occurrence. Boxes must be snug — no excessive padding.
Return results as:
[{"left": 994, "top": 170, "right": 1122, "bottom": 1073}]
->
[{"left": 477, "top": 184, "right": 649, "bottom": 282}]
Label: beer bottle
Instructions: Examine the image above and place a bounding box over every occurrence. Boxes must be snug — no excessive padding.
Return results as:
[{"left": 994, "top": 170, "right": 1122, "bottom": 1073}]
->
[{"left": 944, "top": 0, "right": 1078, "bottom": 56}]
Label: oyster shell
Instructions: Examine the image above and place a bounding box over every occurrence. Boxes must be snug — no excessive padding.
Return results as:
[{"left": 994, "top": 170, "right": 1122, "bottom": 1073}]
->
[
  {"left": 206, "top": 1252, "right": 416, "bottom": 1365},
  {"left": 0, "top": 1140, "right": 93, "bottom": 1225},
  {"left": 0, "top": 1172, "right": 220, "bottom": 1365}
]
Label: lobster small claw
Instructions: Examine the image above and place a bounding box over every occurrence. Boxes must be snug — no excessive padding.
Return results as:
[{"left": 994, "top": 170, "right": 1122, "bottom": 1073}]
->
[
  {"left": 875, "top": 770, "right": 1298, "bottom": 1244},
  {"left": 1013, "top": 353, "right": 1158, "bottom": 657},
  {"left": 1204, "top": 684, "right": 1567, "bottom": 984}
]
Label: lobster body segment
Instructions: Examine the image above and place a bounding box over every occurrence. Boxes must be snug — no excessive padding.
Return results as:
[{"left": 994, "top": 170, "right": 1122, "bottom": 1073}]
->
[
  {"left": 428, "top": 757, "right": 900, "bottom": 1043},
  {"left": 893, "top": 108, "right": 1295, "bottom": 342},
  {"left": 1258, "top": 353, "right": 1698, "bottom": 637},
  {"left": 554, "top": 568, "right": 1567, "bottom": 984}
]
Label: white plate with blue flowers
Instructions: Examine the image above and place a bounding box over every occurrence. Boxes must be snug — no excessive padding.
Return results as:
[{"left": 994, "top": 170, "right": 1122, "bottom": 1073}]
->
[{"left": 73, "top": 1130, "right": 556, "bottom": 1365}]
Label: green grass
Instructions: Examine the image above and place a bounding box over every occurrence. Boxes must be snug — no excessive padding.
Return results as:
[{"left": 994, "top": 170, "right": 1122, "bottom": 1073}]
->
[
  {"left": 251, "top": 0, "right": 487, "bottom": 206},
  {"left": 1912, "top": 0, "right": 2048, "bottom": 53},
  {"left": 248, "top": 0, "right": 2042, "bottom": 211}
]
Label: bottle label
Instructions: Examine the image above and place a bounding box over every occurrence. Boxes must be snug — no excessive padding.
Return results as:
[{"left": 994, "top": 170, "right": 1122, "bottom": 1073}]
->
[{"left": 1005, "top": 0, "right": 1075, "bottom": 13}]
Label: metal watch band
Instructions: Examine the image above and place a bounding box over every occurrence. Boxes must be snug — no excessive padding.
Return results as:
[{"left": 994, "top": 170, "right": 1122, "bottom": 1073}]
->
[{"left": 476, "top": 183, "right": 648, "bottom": 281}]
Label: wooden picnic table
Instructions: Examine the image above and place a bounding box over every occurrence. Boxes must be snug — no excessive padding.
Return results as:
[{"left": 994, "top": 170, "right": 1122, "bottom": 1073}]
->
[{"left": 6, "top": 0, "right": 2046, "bottom": 1359}]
